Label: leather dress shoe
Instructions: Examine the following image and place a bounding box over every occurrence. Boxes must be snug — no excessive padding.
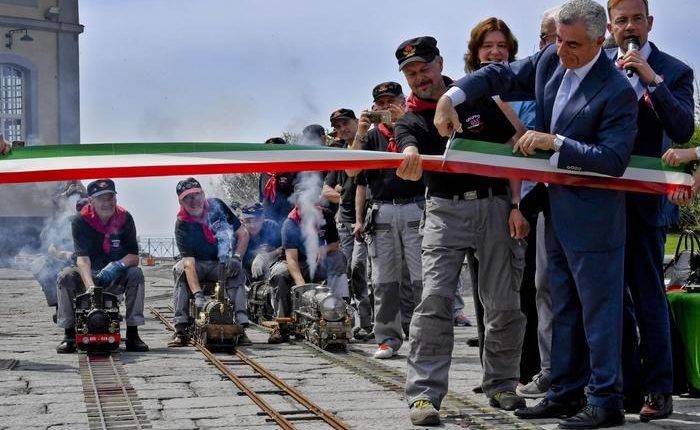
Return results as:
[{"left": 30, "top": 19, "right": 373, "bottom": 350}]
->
[
  {"left": 640, "top": 393, "right": 673, "bottom": 422},
  {"left": 559, "top": 405, "right": 624, "bottom": 429},
  {"left": 515, "top": 398, "right": 585, "bottom": 419},
  {"left": 125, "top": 336, "right": 149, "bottom": 352},
  {"left": 56, "top": 339, "right": 76, "bottom": 354}
]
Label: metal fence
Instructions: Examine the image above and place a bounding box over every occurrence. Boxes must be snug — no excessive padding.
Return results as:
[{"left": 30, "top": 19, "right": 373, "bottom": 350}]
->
[{"left": 138, "top": 237, "right": 177, "bottom": 259}]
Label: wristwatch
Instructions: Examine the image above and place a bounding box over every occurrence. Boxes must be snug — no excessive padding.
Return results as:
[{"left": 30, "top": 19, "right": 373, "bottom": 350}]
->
[
  {"left": 510, "top": 202, "right": 520, "bottom": 211},
  {"left": 694, "top": 146, "right": 700, "bottom": 160},
  {"left": 648, "top": 74, "right": 663, "bottom": 89},
  {"left": 553, "top": 134, "right": 565, "bottom": 152}
]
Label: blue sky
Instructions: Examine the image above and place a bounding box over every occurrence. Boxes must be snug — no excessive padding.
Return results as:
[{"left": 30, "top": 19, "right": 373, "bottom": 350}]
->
[{"left": 78, "top": 0, "right": 699, "bottom": 236}]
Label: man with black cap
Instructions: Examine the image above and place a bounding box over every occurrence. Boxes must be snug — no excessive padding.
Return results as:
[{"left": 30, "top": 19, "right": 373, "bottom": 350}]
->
[
  {"left": 392, "top": 36, "right": 529, "bottom": 425},
  {"left": 169, "top": 177, "right": 251, "bottom": 347},
  {"left": 346, "top": 81, "right": 426, "bottom": 359},
  {"left": 240, "top": 202, "right": 282, "bottom": 282},
  {"left": 323, "top": 108, "right": 373, "bottom": 340},
  {"left": 259, "top": 137, "right": 298, "bottom": 225},
  {"left": 55, "top": 179, "right": 149, "bottom": 353}
]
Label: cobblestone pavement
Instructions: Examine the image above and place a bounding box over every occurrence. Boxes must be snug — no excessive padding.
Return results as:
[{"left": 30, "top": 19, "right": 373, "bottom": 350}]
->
[{"left": 0, "top": 261, "right": 698, "bottom": 430}]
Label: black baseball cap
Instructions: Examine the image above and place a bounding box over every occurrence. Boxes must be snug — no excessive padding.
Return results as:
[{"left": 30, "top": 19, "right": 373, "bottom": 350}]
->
[
  {"left": 87, "top": 179, "right": 117, "bottom": 198},
  {"left": 302, "top": 124, "right": 326, "bottom": 139},
  {"left": 329, "top": 108, "right": 357, "bottom": 125},
  {"left": 264, "top": 137, "right": 286, "bottom": 145},
  {"left": 372, "top": 81, "right": 404, "bottom": 101},
  {"left": 241, "top": 202, "right": 264, "bottom": 218},
  {"left": 176, "top": 177, "right": 203, "bottom": 200},
  {"left": 395, "top": 36, "right": 440, "bottom": 70}
]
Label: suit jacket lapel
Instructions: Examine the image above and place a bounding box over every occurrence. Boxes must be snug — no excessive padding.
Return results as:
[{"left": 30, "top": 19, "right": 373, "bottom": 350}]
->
[
  {"left": 553, "top": 52, "right": 609, "bottom": 133},
  {"left": 544, "top": 66, "right": 565, "bottom": 132}
]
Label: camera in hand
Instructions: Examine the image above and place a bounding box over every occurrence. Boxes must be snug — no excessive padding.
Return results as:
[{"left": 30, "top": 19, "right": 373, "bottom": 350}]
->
[{"left": 367, "top": 110, "right": 391, "bottom": 124}]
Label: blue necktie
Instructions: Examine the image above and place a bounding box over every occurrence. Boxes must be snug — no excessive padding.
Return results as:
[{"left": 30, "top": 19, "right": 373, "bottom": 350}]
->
[{"left": 551, "top": 70, "right": 575, "bottom": 132}]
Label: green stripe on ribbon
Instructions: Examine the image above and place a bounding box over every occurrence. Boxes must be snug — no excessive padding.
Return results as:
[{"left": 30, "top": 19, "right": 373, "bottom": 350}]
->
[
  {"left": 451, "top": 138, "right": 687, "bottom": 173},
  {"left": 2, "top": 142, "right": 334, "bottom": 160}
]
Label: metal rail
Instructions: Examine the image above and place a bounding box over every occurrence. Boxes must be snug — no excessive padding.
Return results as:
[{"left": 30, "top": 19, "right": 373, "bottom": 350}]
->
[
  {"left": 80, "top": 354, "right": 150, "bottom": 430},
  {"left": 148, "top": 305, "right": 350, "bottom": 430}
]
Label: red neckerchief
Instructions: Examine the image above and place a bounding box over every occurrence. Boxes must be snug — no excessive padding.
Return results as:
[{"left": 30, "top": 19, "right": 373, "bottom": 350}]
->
[
  {"left": 80, "top": 204, "right": 128, "bottom": 254},
  {"left": 263, "top": 173, "right": 277, "bottom": 203},
  {"left": 177, "top": 199, "right": 216, "bottom": 244},
  {"left": 406, "top": 94, "right": 438, "bottom": 112},
  {"left": 288, "top": 206, "right": 302, "bottom": 223},
  {"left": 377, "top": 123, "right": 398, "bottom": 153}
]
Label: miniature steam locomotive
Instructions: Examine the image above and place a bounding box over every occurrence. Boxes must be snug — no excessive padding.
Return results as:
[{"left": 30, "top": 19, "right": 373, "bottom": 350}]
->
[
  {"left": 247, "top": 280, "right": 274, "bottom": 324},
  {"left": 189, "top": 276, "right": 244, "bottom": 350},
  {"left": 75, "top": 286, "right": 121, "bottom": 354},
  {"left": 281, "top": 283, "right": 354, "bottom": 351}
]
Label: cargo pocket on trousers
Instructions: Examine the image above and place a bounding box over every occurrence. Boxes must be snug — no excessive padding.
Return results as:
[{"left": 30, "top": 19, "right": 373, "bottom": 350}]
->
[{"left": 510, "top": 239, "right": 527, "bottom": 292}]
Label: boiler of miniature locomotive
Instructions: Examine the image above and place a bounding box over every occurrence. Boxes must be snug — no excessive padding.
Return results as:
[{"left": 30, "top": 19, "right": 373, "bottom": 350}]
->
[
  {"left": 190, "top": 276, "right": 243, "bottom": 350},
  {"left": 75, "top": 286, "right": 121, "bottom": 354},
  {"left": 291, "top": 283, "right": 353, "bottom": 350},
  {"left": 247, "top": 280, "right": 274, "bottom": 324}
]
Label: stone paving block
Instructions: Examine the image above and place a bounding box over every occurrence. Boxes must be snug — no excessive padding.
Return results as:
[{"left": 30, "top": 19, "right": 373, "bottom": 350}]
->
[
  {"left": 149, "top": 418, "right": 197, "bottom": 429},
  {"left": 134, "top": 386, "right": 196, "bottom": 400},
  {"left": 47, "top": 402, "right": 86, "bottom": 415},
  {"left": 161, "top": 406, "right": 259, "bottom": 420},
  {"left": 161, "top": 395, "right": 255, "bottom": 410},
  {"left": 0, "top": 402, "right": 46, "bottom": 416}
]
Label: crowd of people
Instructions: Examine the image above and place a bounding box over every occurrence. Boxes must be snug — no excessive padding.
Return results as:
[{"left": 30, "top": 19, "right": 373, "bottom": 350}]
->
[{"left": 7, "top": 0, "right": 697, "bottom": 428}]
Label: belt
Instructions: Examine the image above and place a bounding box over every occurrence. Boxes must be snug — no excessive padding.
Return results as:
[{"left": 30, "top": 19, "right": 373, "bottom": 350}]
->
[
  {"left": 428, "top": 186, "right": 507, "bottom": 201},
  {"left": 376, "top": 196, "right": 425, "bottom": 205}
]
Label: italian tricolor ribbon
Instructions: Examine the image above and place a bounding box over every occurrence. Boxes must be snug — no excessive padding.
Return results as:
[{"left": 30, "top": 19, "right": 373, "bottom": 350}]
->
[{"left": 0, "top": 140, "right": 690, "bottom": 195}]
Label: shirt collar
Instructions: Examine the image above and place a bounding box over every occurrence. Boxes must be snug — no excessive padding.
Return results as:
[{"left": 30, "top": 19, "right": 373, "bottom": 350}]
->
[
  {"left": 568, "top": 49, "right": 601, "bottom": 81},
  {"left": 616, "top": 40, "right": 652, "bottom": 61}
]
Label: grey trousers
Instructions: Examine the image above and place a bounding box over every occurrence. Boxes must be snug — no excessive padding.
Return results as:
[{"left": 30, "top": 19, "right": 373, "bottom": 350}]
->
[
  {"left": 405, "top": 195, "right": 526, "bottom": 408},
  {"left": 338, "top": 222, "right": 372, "bottom": 329},
  {"left": 534, "top": 212, "right": 552, "bottom": 378},
  {"left": 56, "top": 265, "right": 145, "bottom": 329},
  {"left": 367, "top": 201, "right": 423, "bottom": 351},
  {"left": 172, "top": 259, "right": 248, "bottom": 327}
]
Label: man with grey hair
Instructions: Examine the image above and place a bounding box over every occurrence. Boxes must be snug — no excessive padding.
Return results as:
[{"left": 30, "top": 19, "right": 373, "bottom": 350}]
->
[
  {"left": 428, "top": 0, "right": 637, "bottom": 427},
  {"left": 539, "top": 7, "right": 559, "bottom": 49}
]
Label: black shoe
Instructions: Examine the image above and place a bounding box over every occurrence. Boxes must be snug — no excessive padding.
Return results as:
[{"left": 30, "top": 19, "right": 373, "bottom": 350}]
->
[
  {"left": 558, "top": 405, "right": 624, "bottom": 429},
  {"left": 639, "top": 393, "right": 673, "bottom": 422},
  {"left": 125, "top": 336, "right": 149, "bottom": 352},
  {"left": 515, "top": 398, "right": 585, "bottom": 419},
  {"left": 467, "top": 337, "right": 479, "bottom": 347},
  {"left": 56, "top": 339, "right": 76, "bottom": 354},
  {"left": 238, "top": 331, "right": 253, "bottom": 346},
  {"left": 489, "top": 390, "right": 526, "bottom": 411},
  {"left": 623, "top": 393, "right": 643, "bottom": 414}
]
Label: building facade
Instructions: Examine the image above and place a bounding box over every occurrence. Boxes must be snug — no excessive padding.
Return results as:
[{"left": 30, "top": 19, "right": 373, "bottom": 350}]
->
[{"left": 0, "top": 0, "right": 82, "bottom": 145}]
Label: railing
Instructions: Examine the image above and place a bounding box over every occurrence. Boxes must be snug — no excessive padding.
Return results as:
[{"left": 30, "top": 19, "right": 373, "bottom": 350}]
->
[{"left": 138, "top": 237, "right": 177, "bottom": 259}]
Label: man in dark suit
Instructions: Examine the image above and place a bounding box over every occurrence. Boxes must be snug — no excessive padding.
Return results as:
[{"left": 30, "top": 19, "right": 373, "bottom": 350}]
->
[
  {"left": 606, "top": 0, "right": 695, "bottom": 422},
  {"left": 427, "top": 0, "right": 638, "bottom": 427}
]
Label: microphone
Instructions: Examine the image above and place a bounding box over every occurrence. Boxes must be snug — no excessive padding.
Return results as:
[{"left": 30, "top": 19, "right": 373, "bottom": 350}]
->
[{"left": 624, "top": 37, "right": 641, "bottom": 78}]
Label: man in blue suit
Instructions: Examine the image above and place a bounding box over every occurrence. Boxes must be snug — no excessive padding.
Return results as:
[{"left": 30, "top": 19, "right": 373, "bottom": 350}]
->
[
  {"left": 606, "top": 0, "right": 695, "bottom": 422},
  {"left": 425, "top": 0, "right": 638, "bottom": 428}
]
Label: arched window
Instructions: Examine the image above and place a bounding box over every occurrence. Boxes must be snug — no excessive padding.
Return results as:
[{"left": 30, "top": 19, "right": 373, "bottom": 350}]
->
[{"left": 0, "top": 64, "right": 25, "bottom": 142}]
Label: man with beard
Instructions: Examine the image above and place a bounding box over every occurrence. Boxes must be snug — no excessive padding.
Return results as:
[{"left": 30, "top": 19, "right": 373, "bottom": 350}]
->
[
  {"left": 346, "top": 81, "right": 425, "bottom": 358},
  {"left": 393, "top": 36, "right": 529, "bottom": 425},
  {"left": 169, "top": 177, "right": 251, "bottom": 347},
  {"left": 55, "top": 179, "right": 149, "bottom": 353}
]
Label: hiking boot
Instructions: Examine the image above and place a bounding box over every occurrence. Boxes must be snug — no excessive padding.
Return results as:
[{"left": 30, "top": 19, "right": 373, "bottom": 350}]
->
[
  {"left": 56, "top": 339, "right": 76, "bottom": 354},
  {"left": 238, "top": 331, "right": 253, "bottom": 346},
  {"left": 489, "top": 390, "right": 526, "bottom": 411},
  {"left": 125, "top": 336, "right": 149, "bottom": 352},
  {"left": 640, "top": 393, "right": 673, "bottom": 422},
  {"left": 454, "top": 313, "right": 472, "bottom": 327},
  {"left": 410, "top": 400, "right": 440, "bottom": 426},
  {"left": 373, "top": 343, "right": 397, "bottom": 359},
  {"left": 517, "top": 372, "right": 550, "bottom": 398},
  {"left": 167, "top": 332, "right": 188, "bottom": 347}
]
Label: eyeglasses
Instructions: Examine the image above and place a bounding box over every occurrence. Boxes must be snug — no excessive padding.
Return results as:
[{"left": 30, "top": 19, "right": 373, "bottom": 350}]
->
[{"left": 539, "top": 33, "right": 556, "bottom": 42}]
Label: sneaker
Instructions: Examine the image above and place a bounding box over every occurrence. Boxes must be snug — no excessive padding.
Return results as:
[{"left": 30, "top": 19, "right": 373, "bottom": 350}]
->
[
  {"left": 373, "top": 343, "right": 397, "bottom": 359},
  {"left": 640, "top": 392, "right": 673, "bottom": 422},
  {"left": 489, "top": 390, "right": 526, "bottom": 411},
  {"left": 516, "top": 372, "right": 550, "bottom": 398},
  {"left": 409, "top": 400, "right": 440, "bottom": 426},
  {"left": 238, "top": 331, "right": 253, "bottom": 346},
  {"left": 454, "top": 313, "right": 472, "bottom": 327}
]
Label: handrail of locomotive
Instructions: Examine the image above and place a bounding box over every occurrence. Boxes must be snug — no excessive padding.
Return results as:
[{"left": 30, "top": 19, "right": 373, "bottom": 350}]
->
[{"left": 148, "top": 305, "right": 350, "bottom": 430}]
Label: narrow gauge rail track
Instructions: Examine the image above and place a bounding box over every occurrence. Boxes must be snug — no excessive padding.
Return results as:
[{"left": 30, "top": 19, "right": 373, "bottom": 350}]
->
[
  {"left": 79, "top": 354, "right": 151, "bottom": 430},
  {"left": 148, "top": 305, "right": 351, "bottom": 430},
  {"left": 252, "top": 323, "right": 542, "bottom": 430}
]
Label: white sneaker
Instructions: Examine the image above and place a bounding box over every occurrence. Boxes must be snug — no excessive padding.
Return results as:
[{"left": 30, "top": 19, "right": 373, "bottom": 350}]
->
[{"left": 373, "top": 343, "right": 397, "bottom": 359}]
